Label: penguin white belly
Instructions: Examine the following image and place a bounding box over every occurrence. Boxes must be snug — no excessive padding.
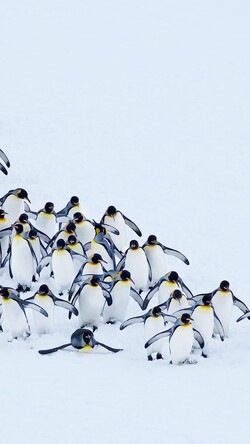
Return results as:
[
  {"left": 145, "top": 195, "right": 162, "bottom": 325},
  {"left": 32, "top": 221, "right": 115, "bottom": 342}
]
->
[
  {"left": 104, "top": 213, "right": 127, "bottom": 251},
  {"left": 168, "top": 296, "right": 189, "bottom": 315},
  {"left": 144, "top": 246, "right": 167, "bottom": 285},
  {"left": 30, "top": 239, "right": 41, "bottom": 272},
  {"left": 52, "top": 250, "right": 75, "bottom": 292},
  {"left": 11, "top": 236, "right": 34, "bottom": 286},
  {"left": 0, "top": 235, "right": 9, "bottom": 261},
  {"left": 192, "top": 306, "right": 214, "bottom": 348},
  {"left": 68, "top": 204, "right": 82, "bottom": 219},
  {"left": 2, "top": 195, "right": 25, "bottom": 224},
  {"left": 212, "top": 291, "right": 233, "bottom": 337},
  {"left": 158, "top": 281, "right": 180, "bottom": 305},
  {"left": 78, "top": 285, "right": 103, "bottom": 327},
  {"left": 125, "top": 249, "right": 148, "bottom": 291},
  {"left": 33, "top": 295, "right": 54, "bottom": 334},
  {"left": 88, "top": 240, "right": 114, "bottom": 270},
  {"left": 76, "top": 222, "right": 95, "bottom": 246},
  {"left": 82, "top": 262, "right": 103, "bottom": 276},
  {"left": 36, "top": 213, "right": 57, "bottom": 238},
  {"left": 170, "top": 325, "right": 193, "bottom": 364},
  {"left": 2, "top": 299, "right": 29, "bottom": 338},
  {"left": 102, "top": 280, "right": 130, "bottom": 323},
  {"left": 144, "top": 316, "right": 165, "bottom": 356}
]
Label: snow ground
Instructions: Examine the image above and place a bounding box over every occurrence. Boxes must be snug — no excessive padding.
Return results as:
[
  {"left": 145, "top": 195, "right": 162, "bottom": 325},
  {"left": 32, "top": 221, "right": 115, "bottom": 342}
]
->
[{"left": 0, "top": 1, "right": 250, "bottom": 443}]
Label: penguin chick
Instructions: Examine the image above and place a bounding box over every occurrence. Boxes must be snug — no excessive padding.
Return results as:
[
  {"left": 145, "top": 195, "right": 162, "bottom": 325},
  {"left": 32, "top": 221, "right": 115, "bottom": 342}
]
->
[
  {"left": 38, "top": 328, "right": 123, "bottom": 354},
  {"left": 145, "top": 313, "right": 204, "bottom": 365}
]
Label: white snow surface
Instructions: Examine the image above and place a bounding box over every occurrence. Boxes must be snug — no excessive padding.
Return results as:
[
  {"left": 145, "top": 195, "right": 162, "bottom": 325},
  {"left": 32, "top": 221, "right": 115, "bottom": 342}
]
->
[{"left": 1, "top": 1, "right": 250, "bottom": 443}]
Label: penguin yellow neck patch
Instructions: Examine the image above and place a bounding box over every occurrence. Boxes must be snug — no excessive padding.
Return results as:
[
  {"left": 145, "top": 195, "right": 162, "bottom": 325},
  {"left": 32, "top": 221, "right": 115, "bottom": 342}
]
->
[{"left": 80, "top": 344, "right": 93, "bottom": 353}]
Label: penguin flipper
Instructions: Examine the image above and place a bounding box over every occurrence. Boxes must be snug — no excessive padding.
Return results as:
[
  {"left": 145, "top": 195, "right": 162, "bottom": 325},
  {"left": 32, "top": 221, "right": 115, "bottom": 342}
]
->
[
  {"left": 142, "top": 284, "right": 159, "bottom": 310},
  {"left": 236, "top": 311, "right": 250, "bottom": 322},
  {"left": 22, "top": 300, "right": 48, "bottom": 317},
  {"left": 122, "top": 214, "right": 142, "bottom": 237},
  {"left": 213, "top": 311, "right": 225, "bottom": 340},
  {"left": 120, "top": 315, "right": 146, "bottom": 330},
  {"left": 193, "top": 328, "right": 205, "bottom": 349},
  {"left": 178, "top": 277, "right": 194, "bottom": 299},
  {"left": 130, "top": 287, "right": 144, "bottom": 309},
  {"left": 232, "top": 293, "right": 249, "bottom": 314},
  {"left": 37, "top": 254, "right": 52, "bottom": 275},
  {"left": 102, "top": 223, "right": 119, "bottom": 235},
  {"left": 25, "top": 210, "right": 38, "bottom": 220},
  {"left": 193, "top": 291, "right": 214, "bottom": 302},
  {"left": 162, "top": 313, "right": 178, "bottom": 324},
  {"left": 94, "top": 340, "right": 123, "bottom": 353},
  {"left": 0, "top": 149, "right": 10, "bottom": 167},
  {"left": 116, "top": 255, "right": 126, "bottom": 272},
  {"left": 39, "top": 343, "right": 71, "bottom": 355},
  {"left": 0, "top": 227, "right": 12, "bottom": 239},
  {"left": 0, "top": 164, "right": 8, "bottom": 175},
  {"left": 33, "top": 227, "right": 51, "bottom": 245},
  {"left": 54, "top": 297, "right": 79, "bottom": 316},
  {"left": 145, "top": 328, "right": 172, "bottom": 348},
  {"left": 102, "top": 287, "right": 113, "bottom": 306},
  {"left": 170, "top": 307, "right": 193, "bottom": 318},
  {"left": 161, "top": 244, "right": 189, "bottom": 265}
]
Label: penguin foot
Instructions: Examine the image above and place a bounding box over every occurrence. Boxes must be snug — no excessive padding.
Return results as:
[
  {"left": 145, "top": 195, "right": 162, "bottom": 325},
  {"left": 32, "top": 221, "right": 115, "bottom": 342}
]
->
[
  {"left": 147, "top": 355, "right": 153, "bottom": 361},
  {"left": 106, "top": 320, "right": 116, "bottom": 325},
  {"left": 202, "top": 352, "right": 208, "bottom": 358},
  {"left": 156, "top": 353, "right": 163, "bottom": 360},
  {"left": 93, "top": 326, "right": 98, "bottom": 332},
  {"left": 32, "top": 276, "right": 37, "bottom": 282},
  {"left": 185, "top": 358, "right": 198, "bottom": 365},
  {"left": 17, "top": 284, "right": 24, "bottom": 292},
  {"left": 139, "top": 289, "right": 143, "bottom": 295}
]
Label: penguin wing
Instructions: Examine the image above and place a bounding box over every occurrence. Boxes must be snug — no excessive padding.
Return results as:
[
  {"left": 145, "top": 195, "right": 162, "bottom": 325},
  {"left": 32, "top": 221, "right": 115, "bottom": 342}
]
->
[
  {"left": 0, "top": 189, "right": 14, "bottom": 206},
  {"left": 162, "top": 313, "right": 178, "bottom": 324},
  {"left": 21, "top": 300, "right": 48, "bottom": 317},
  {"left": 122, "top": 213, "right": 142, "bottom": 237},
  {"left": 54, "top": 297, "right": 79, "bottom": 316},
  {"left": 0, "top": 149, "right": 10, "bottom": 167},
  {"left": 192, "top": 328, "right": 205, "bottom": 349},
  {"left": 32, "top": 227, "right": 51, "bottom": 245},
  {"left": 146, "top": 255, "right": 152, "bottom": 282},
  {"left": 130, "top": 287, "right": 144, "bottom": 309},
  {"left": 94, "top": 340, "right": 123, "bottom": 353},
  {"left": 70, "top": 250, "right": 87, "bottom": 263},
  {"left": 102, "top": 223, "right": 120, "bottom": 235},
  {"left": 37, "top": 254, "right": 52, "bottom": 275},
  {"left": 0, "top": 226, "right": 12, "bottom": 239},
  {"left": 236, "top": 311, "right": 250, "bottom": 322},
  {"left": 193, "top": 291, "right": 215, "bottom": 302},
  {"left": 116, "top": 255, "right": 126, "bottom": 272},
  {"left": 160, "top": 243, "right": 189, "bottom": 265},
  {"left": 39, "top": 343, "right": 72, "bottom": 355},
  {"left": 26, "top": 239, "right": 39, "bottom": 267},
  {"left": 232, "top": 293, "right": 249, "bottom": 314},
  {"left": 142, "top": 283, "right": 159, "bottom": 310},
  {"left": 120, "top": 315, "right": 146, "bottom": 330},
  {"left": 145, "top": 328, "right": 172, "bottom": 348},
  {"left": 213, "top": 310, "right": 225, "bottom": 340},
  {"left": 101, "top": 287, "right": 113, "bottom": 306},
  {"left": 25, "top": 210, "right": 38, "bottom": 220},
  {"left": 170, "top": 307, "right": 193, "bottom": 318},
  {"left": 177, "top": 277, "right": 194, "bottom": 299}
]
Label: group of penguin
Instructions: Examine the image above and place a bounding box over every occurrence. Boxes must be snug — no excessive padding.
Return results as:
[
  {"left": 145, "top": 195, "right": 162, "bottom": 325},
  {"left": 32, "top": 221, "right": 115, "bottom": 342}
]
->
[{"left": 0, "top": 184, "right": 249, "bottom": 364}]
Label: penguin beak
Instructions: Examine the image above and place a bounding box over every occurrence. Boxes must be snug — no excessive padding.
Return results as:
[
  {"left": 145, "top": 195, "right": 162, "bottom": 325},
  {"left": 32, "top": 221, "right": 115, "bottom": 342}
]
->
[
  {"left": 101, "top": 259, "right": 108, "bottom": 264},
  {"left": 130, "top": 277, "right": 135, "bottom": 284},
  {"left": 26, "top": 197, "right": 31, "bottom": 203}
]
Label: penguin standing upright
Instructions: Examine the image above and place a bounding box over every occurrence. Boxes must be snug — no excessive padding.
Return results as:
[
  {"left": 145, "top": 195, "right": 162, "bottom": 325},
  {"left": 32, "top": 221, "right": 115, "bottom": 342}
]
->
[
  {"left": 28, "top": 202, "right": 58, "bottom": 238},
  {"left": 67, "top": 234, "right": 86, "bottom": 274},
  {"left": 100, "top": 205, "right": 142, "bottom": 251},
  {"left": 73, "top": 212, "right": 95, "bottom": 246},
  {"left": 162, "top": 289, "right": 190, "bottom": 315},
  {"left": 0, "top": 209, "right": 10, "bottom": 266},
  {"left": 57, "top": 196, "right": 83, "bottom": 219},
  {"left": 145, "top": 313, "right": 204, "bottom": 365},
  {"left": 85, "top": 222, "right": 118, "bottom": 271},
  {"left": 117, "top": 240, "right": 151, "bottom": 293},
  {"left": 0, "top": 188, "right": 31, "bottom": 224}
]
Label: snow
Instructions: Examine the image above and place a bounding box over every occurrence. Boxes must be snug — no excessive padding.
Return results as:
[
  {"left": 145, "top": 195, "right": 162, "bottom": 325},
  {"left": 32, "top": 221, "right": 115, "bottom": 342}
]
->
[{"left": 0, "top": 1, "right": 250, "bottom": 443}]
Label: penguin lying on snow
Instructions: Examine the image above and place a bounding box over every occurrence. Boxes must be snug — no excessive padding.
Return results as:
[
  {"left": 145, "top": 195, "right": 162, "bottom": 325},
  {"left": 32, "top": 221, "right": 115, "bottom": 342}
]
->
[
  {"left": 0, "top": 149, "right": 10, "bottom": 175},
  {"left": 38, "top": 328, "right": 123, "bottom": 354}
]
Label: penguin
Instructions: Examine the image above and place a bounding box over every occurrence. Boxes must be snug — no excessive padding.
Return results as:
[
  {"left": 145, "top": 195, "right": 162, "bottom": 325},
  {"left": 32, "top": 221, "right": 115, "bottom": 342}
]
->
[
  {"left": 102, "top": 270, "right": 143, "bottom": 324},
  {"left": 39, "top": 328, "right": 123, "bottom": 354},
  {"left": 0, "top": 209, "right": 10, "bottom": 266},
  {"left": 0, "top": 149, "right": 10, "bottom": 175},
  {"left": 73, "top": 212, "right": 95, "bottom": 246},
  {"left": 84, "top": 222, "right": 119, "bottom": 271},
  {"left": 0, "top": 286, "right": 48, "bottom": 339},
  {"left": 25, "top": 284, "right": 78, "bottom": 334},
  {"left": 116, "top": 240, "right": 152, "bottom": 293},
  {"left": 69, "top": 275, "right": 112, "bottom": 331},
  {"left": 57, "top": 196, "right": 83, "bottom": 219},
  {"left": 100, "top": 205, "right": 142, "bottom": 251},
  {"left": 47, "top": 221, "right": 77, "bottom": 250},
  {"left": 37, "top": 239, "right": 85, "bottom": 295},
  {"left": 193, "top": 280, "right": 250, "bottom": 337},
  {"left": 143, "top": 271, "right": 193, "bottom": 310},
  {"left": 162, "top": 289, "right": 191, "bottom": 315},
  {"left": 120, "top": 306, "right": 176, "bottom": 361},
  {"left": 0, "top": 188, "right": 31, "bottom": 224},
  {"left": 145, "top": 313, "right": 204, "bottom": 365},
  {"left": 67, "top": 234, "right": 86, "bottom": 274},
  {"left": 142, "top": 235, "right": 189, "bottom": 285},
  {"left": 27, "top": 202, "right": 58, "bottom": 238}
]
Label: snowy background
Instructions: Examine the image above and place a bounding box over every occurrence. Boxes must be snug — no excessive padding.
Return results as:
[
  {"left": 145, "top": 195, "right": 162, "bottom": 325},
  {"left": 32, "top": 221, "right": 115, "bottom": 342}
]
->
[{"left": 0, "top": 1, "right": 250, "bottom": 443}]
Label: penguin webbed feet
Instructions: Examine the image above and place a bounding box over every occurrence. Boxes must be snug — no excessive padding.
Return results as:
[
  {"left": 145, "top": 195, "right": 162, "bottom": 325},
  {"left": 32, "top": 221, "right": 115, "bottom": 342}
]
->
[{"left": 147, "top": 355, "right": 153, "bottom": 361}]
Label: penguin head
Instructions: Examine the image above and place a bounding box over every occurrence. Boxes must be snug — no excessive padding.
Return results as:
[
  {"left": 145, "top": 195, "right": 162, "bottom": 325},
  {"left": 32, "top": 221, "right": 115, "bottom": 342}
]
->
[
  {"left": 172, "top": 289, "right": 182, "bottom": 300},
  {"left": 82, "top": 329, "right": 93, "bottom": 344},
  {"left": 17, "top": 188, "right": 31, "bottom": 202},
  {"left": 168, "top": 271, "right": 179, "bottom": 283},
  {"left": 57, "top": 239, "right": 66, "bottom": 250},
  {"left": 148, "top": 235, "right": 157, "bottom": 245},
  {"left": 29, "top": 229, "right": 38, "bottom": 239},
  {"left": 152, "top": 306, "right": 161, "bottom": 317},
  {"left": 180, "top": 313, "right": 192, "bottom": 324},
  {"left": 0, "top": 209, "right": 7, "bottom": 219},
  {"left": 14, "top": 223, "right": 24, "bottom": 234},
  {"left": 70, "top": 196, "right": 79, "bottom": 206},
  {"left": 94, "top": 221, "right": 106, "bottom": 235},
  {"left": 202, "top": 294, "right": 212, "bottom": 305},
  {"left": 220, "top": 280, "right": 230, "bottom": 291},
  {"left": 44, "top": 202, "right": 54, "bottom": 213},
  {"left": 73, "top": 212, "right": 83, "bottom": 223},
  {"left": 91, "top": 253, "right": 104, "bottom": 264},
  {"left": 19, "top": 213, "right": 28, "bottom": 224},
  {"left": 38, "top": 284, "right": 49, "bottom": 295},
  {"left": 107, "top": 206, "right": 117, "bottom": 218},
  {"left": 120, "top": 270, "right": 131, "bottom": 281},
  {"left": 68, "top": 235, "right": 77, "bottom": 245},
  {"left": 90, "top": 276, "right": 100, "bottom": 286},
  {"left": 130, "top": 240, "right": 139, "bottom": 250},
  {"left": 66, "top": 222, "right": 76, "bottom": 233},
  {"left": 0, "top": 287, "right": 9, "bottom": 298}
]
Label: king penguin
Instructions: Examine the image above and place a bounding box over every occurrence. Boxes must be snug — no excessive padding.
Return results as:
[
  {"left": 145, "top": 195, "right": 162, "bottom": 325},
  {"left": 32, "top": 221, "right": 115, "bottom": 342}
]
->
[
  {"left": 0, "top": 188, "right": 31, "bottom": 224},
  {"left": 28, "top": 202, "right": 58, "bottom": 239}
]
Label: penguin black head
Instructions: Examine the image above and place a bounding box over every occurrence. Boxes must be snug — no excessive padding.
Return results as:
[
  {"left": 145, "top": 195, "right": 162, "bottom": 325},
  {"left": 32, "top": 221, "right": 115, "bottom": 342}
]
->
[
  {"left": 130, "top": 240, "right": 139, "bottom": 250},
  {"left": 181, "top": 313, "right": 192, "bottom": 324},
  {"left": 17, "top": 188, "right": 30, "bottom": 202},
  {"left": 57, "top": 239, "right": 66, "bottom": 249},
  {"left": 148, "top": 235, "right": 157, "bottom": 245},
  {"left": 120, "top": 270, "right": 131, "bottom": 280},
  {"left": 0, "top": 287, "right": 9, "bottom": 298},
  {"left": 152, "top": 306, "right": 161, "bottom": 316},
  {"left": 90, "top": 276, "right": 100, "bottom": 286},
  {"left": 82, "top": 329, "right": 93, "bottom": 344},
  {"left": 19, "top": 213, "right": 28, "bottom": 223},
  {"left": 70, "top": 196, "right": 79, "bottom": 206},
  {"left": 172, "top": 289, "right": 182, "bottom": 300},
  {"left": 68, "top": 235, "right": 77, "bottom": 244},
  {"left": 202, "top": 294, "right": 212, "bottom": 305},
  {"left": 66, "top": 222, "right": 76, "bottom": 233},
  {"left": 220, "top": 280, "right": 230, "bottom": 291},
  {"left": 44, "top": 202, "right": 54, "bottom": 213},
  {"left": 14, "top": 223, "right": 24, "bottom": 234},
  {"left": 107, "top": 205, "right": 117, "bottom": 216},
  {"left": 39, "top": 284, "right": 49, "bottom": 295},
  {"left": 29, "top": 229, "right": 37, "bottom": 239},
  {"left": 0, "top": 209, "right": 7, "bottom": 218},
  {"left": 91, "top": 253, "right": 103, "bottom": 264},
  {"left": 73, "top": 212, "right": 83, "bottom": 223},
  {"left": 168, "top": 271, "right": 179, "bottom": 282},
  {"left": 94, "top": 221, "right": 106, "bottom": 234}
]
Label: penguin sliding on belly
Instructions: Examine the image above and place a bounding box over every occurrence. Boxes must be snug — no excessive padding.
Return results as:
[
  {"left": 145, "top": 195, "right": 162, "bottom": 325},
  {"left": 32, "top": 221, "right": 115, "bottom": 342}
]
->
[{"left": 38, "top": 328, "right": 123, "bottom": 354}]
